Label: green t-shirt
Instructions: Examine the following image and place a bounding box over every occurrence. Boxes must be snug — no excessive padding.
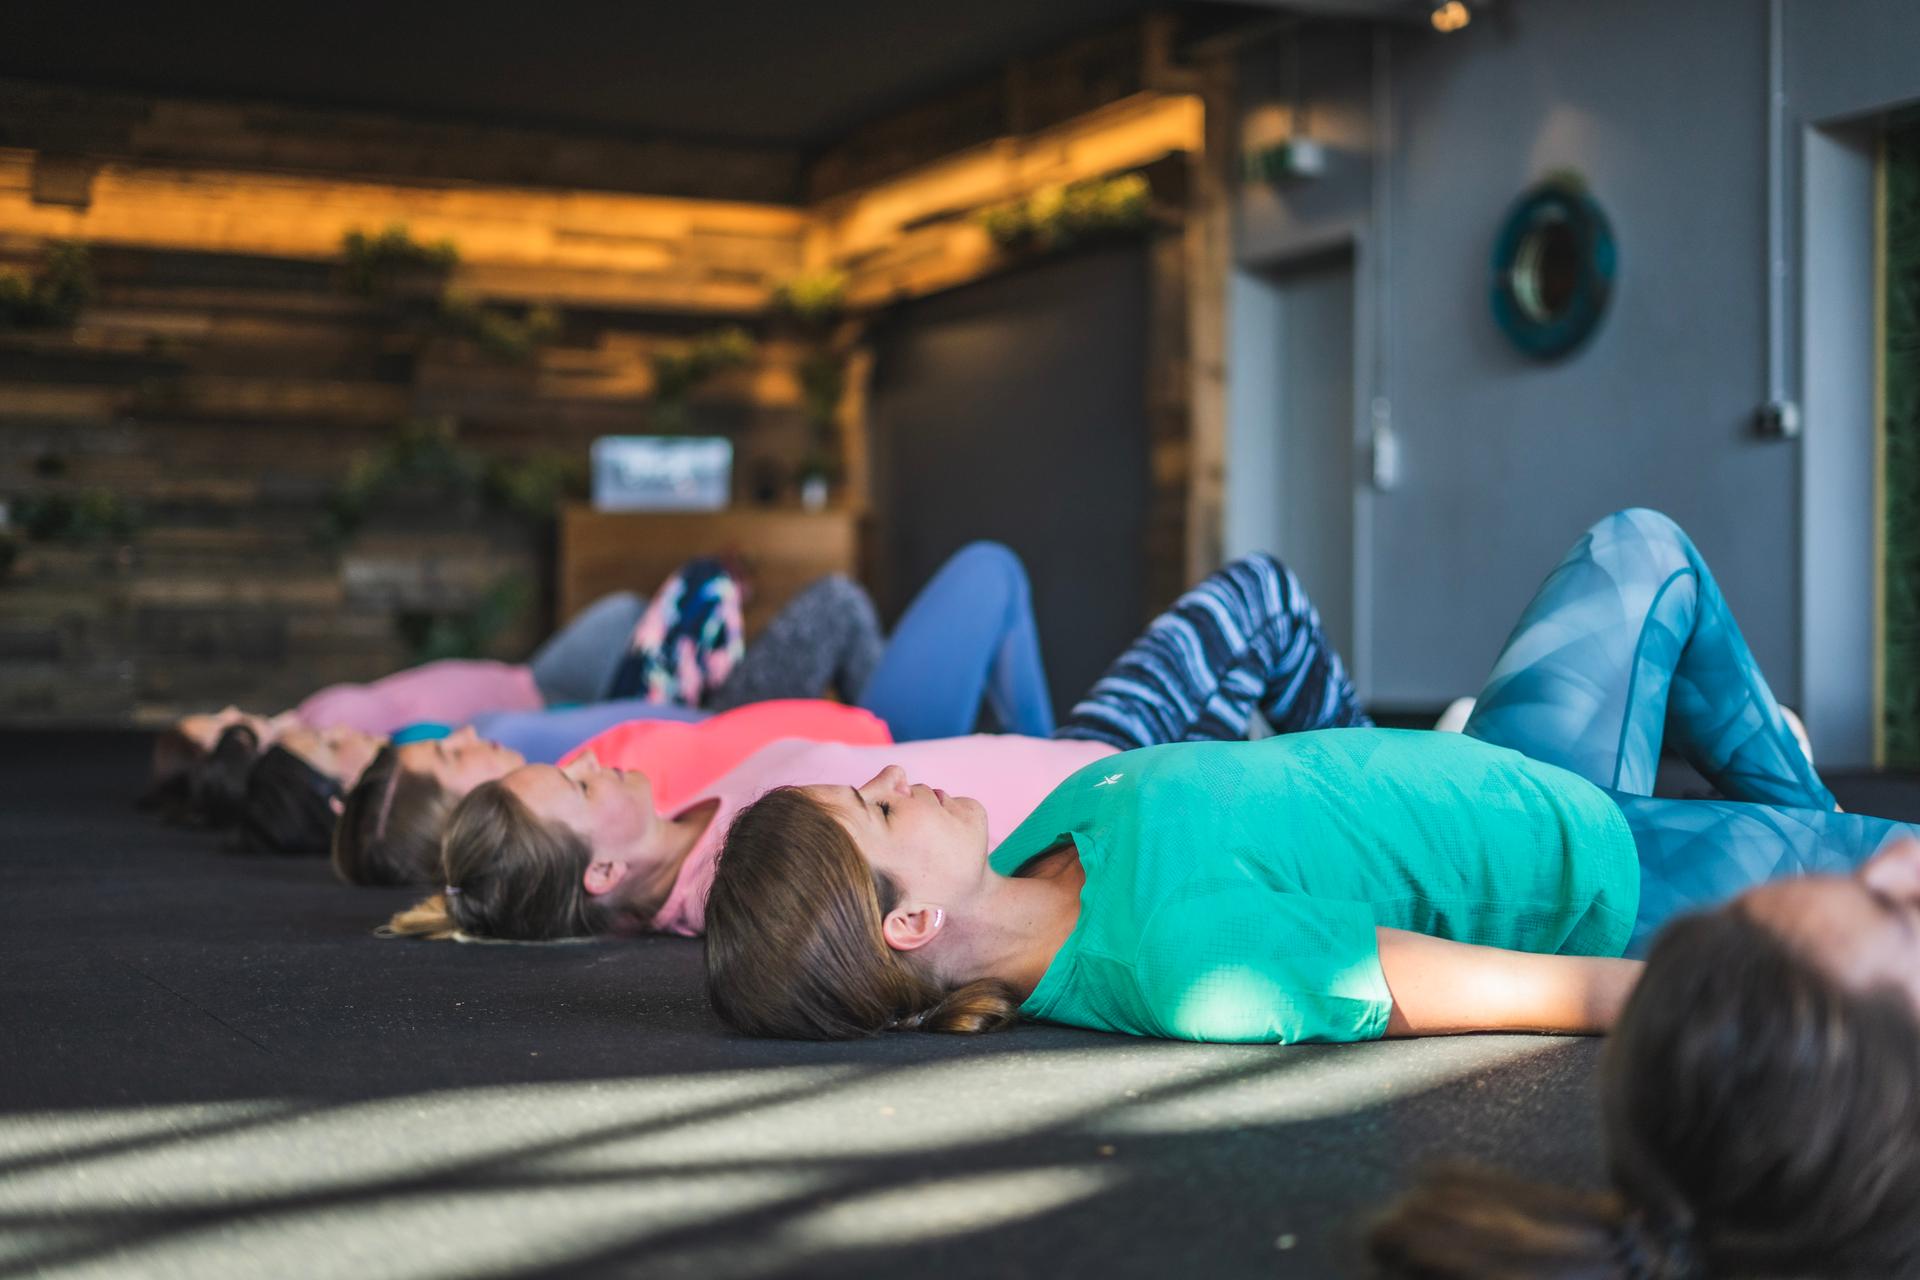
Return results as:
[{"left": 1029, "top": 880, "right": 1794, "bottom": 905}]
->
[{"left": 988, "top": 729, "right": 1639, "bottom": 1044}]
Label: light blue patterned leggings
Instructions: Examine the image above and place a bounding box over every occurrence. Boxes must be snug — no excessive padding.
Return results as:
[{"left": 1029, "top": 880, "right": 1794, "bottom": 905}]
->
[{"left": 1463, "top": 508, "right": 1920, "bottom": 955}]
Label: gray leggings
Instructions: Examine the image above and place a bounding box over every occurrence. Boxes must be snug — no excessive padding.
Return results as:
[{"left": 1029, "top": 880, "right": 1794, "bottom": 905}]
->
[
  {"left": 526, "top": 591, "right": 646, "bottom": 705},
  {"left": 706, "top": 576, "right": 883, "bottom": 711}
]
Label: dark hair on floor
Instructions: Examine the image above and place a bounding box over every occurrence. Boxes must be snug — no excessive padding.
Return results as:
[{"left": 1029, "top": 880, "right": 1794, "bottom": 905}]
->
[
  {"left": 238, "top": 744, "right": 342, "bottom": 855},
  {"left": 1370, "top": 907, "right": 1920, "bottom": 1279},
  {"left": 141, "top": 725, "right": 261, "bottom": 829}
]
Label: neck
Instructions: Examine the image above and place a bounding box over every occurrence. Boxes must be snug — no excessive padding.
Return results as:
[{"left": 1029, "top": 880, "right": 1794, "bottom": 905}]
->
[
  {"left": 947, "top": 846, "right": 1084, "bottom": 1000},
  {"left": 614, "top": 799, "right": 720, "bottom": 924}
]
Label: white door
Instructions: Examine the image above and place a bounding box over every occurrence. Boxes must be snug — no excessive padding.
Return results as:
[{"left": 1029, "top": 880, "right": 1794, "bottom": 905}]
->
[{"left": 1226, "top": 251, "right": 1358, "bottom": 667}]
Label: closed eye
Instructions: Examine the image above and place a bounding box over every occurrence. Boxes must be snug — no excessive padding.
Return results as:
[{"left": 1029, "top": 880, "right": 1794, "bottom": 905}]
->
[{"left": 877, "top": 801, "right": 892, "bottom": 820}]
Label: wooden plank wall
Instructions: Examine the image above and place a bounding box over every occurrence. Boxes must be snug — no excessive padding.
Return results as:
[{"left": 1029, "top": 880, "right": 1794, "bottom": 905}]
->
[
  {"left": 0, "top": 78, "right": 805, "bottom": 204},
  {"left": 0, "top": 155, "right": 817, "bottom": 724},
  {"left": 0, "top": 17, "right": 1223, "bottom": 725}
]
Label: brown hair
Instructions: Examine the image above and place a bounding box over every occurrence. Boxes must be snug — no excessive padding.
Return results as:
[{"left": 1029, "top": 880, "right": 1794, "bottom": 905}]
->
[
  {"left": 381, "top": 778, "right": 620, "bottom": 942},
  {"left": 1371, "top": 908, "right": 1920, "bottom": 1279},
  {"left": 332, "top": 747, "right": 455, "bottom": 887},
  {"left": 703, "top": 786, "right": 1021, "bottom": 1039}
]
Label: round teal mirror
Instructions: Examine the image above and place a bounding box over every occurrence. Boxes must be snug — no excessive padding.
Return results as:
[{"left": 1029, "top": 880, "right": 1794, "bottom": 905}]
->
[{"left": 1491, "top": 177, "right": 1616, "bottom": 359}]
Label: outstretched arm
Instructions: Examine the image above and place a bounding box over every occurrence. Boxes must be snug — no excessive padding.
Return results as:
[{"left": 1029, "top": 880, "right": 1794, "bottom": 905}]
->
[{"left": 1375, "top": 927, "right": 1642, "bottom": 1037}]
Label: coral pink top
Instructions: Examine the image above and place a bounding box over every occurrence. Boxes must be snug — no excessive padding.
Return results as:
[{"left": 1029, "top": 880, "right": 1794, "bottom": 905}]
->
[
  {"left": 558, "top": 700, "right": 893, "bottom": 813},
  {"left": 648, "top": 735, "right": 1122, "bottom": 937},
  {"left": 296, "top": 661, "right": 545, "bottom": 737}
]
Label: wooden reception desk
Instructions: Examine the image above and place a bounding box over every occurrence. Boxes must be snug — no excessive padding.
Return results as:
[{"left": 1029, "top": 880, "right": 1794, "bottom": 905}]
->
[{"left": 558, "top": 507, "right": 861, "bottom": 638}]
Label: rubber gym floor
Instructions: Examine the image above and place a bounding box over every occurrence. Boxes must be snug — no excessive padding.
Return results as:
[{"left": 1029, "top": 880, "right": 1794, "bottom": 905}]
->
[{"left": 7, "top": 729, "right": 1916, "bottom": 1279}]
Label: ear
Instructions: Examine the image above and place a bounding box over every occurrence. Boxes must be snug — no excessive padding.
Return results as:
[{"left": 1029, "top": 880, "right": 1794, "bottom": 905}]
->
[
  {"left": 583, "top": 858, "right": 630, "bottom": 898},
  {"left": 1861, "top": 837, "right": 1920, "bottom": 897},
  {"left": 880, "top": 902, "right": 946, "bottom": 953},
  {"left": 328, "top": 795, "right": 345, "bottom": 817}
]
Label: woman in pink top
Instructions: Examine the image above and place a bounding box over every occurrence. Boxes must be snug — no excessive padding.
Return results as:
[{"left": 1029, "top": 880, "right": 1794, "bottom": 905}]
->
[{"left": 386, "top": 552, "right": 1369, "bottom": 942}]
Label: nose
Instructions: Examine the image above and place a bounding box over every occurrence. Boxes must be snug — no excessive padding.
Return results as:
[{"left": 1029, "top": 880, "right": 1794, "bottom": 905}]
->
[
  {"left": 448, "top": 725, "right": 480, "bottom": 745},
  {"left": 860, "top": 765, "right": 909, "bottom": 798}
]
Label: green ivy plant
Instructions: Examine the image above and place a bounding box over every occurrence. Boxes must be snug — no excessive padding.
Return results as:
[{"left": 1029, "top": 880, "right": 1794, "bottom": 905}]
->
[
  {"left": 771, "top": 271, "right": 849, "bottom": 330},
  {"left": 338, "top": 225, "right": 561, "bottom": 364},
  {"left": 771, "top": 273, "right": 857, "bottom": 491},
  {"left": 649, "top": 326, "right": 756, "bottom": 429},
  {"left": 319, "top": 419, "right": 584, "bottom": 547},
  {"left": 340, "top": 224, "right": 458, "bottom": 296},
  {"left": 437, "top": 291, "right": 562, "bottom": 363},
  {"left": 0, "top": 242, "right": 95, "bottom": 330},
  {"left": 980, "top": 173, "right": 1153, "bottom": 254},
  {"left": 797, "top": 351, "right": 846, "bottom": 484}
]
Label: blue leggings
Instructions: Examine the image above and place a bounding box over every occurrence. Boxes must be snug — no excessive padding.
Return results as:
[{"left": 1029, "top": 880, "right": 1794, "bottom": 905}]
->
[
  {"left": 1462, "top": 508, "right": 1920, "bottom": 954},
  {"left": 858, "top": 543, "right": 1056, "bottom": 740}
]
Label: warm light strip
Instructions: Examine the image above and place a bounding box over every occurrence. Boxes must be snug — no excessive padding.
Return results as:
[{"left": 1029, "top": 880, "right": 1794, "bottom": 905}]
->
[
  {"left": 0, "top": 148, "right": 808, "bottom": 312},
  {"left": 810, "top": 92, "right": 1204, "bottom": 305},
  {"left": 0, "top": 90, "right": 1201, "bottom": 314}
]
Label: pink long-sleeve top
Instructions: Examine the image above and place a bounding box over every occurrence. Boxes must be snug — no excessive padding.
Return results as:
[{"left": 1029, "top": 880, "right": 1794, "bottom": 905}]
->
[
  {"left": 645, "top": 735, "right": 1122, "bottom": 937},
  {"left": 295, "top": 660, "right": 545, "bottom": 737}
]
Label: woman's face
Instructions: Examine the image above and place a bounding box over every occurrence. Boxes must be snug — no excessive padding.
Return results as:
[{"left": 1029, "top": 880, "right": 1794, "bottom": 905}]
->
[
  {"left": 178, "top": 706, "right": 280, "bottom": 753},
  {"left": 802, "top": 765, "right": 992, "bottom": 910},
  {"left": 1741, "top": 837, "right": 1920, "bottom": 1011},
  {"left": 501, "top": 755, "right": 663, "bottom": 871},
  {"left": 393, "top": 727, "right": 525, "bottom": 798},
  {"left": 278, "top": 725, "right": 385, "bottom": 789}
]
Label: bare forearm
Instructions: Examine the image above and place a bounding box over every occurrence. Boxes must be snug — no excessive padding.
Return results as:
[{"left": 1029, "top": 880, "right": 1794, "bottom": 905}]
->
[{"left": 1375, "top": 926, "right": 1642, "bottom": 1037}]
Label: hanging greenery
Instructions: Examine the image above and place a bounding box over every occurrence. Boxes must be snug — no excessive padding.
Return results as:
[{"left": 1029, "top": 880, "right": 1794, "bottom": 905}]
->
[
  {"left": 337, "top": 225, "right": 561, "bottom": 364},
  {"left": 650, "top": 326, "right": 756, "bottom": 400},
  {"left": 771, "top": 271, "right": 849, "bottom": 329},
  {"left": 437, "top": 291, "right": 562, "bottom": 363},
  {"left": 649, "top": 326, "right": 756, "bottom": 429},
  {"left": 340, "top": 224, "right": 458, "bottom": 296},
  {"left": 980, "top": 173, "right": 1153, "bottom": 254},
  {"left": 0, "top": 242, "right": 96, "bottom": 331},
  {"left": 769, "top": 274, "right": 855, "bottom": 490},
  {"left": 318, "top": 418, "right": 585, "bottom": 547},
  {"left": 797, "top": 351, "right": 846, "bottom": 484}
]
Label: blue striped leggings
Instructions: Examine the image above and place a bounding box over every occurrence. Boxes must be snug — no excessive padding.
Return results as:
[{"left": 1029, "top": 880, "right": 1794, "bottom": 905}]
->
[
  {"left": 1462, "top": 508, "right": 1920, "bottom": 955},
  {"left": 1056, "top": 554, "right": 1371, "bottom": 750}
]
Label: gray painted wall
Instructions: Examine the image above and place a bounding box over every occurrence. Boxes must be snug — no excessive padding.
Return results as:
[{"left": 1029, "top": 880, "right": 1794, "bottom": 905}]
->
[{"left": 1229, "top": 0, "right": 1920, "bottom": 762}]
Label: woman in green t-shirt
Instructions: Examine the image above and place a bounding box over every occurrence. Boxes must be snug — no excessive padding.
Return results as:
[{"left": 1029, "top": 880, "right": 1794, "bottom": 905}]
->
[
  {"left": 709, "top": 509, "right": 1917, "bottom": 1042},
  {"left": 709, "top": 508, "right": 1920, "bottom": 1276}
]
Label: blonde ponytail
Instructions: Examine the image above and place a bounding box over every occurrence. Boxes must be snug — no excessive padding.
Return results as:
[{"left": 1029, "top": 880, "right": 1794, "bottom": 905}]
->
[{"left": 379, "top": 893, "right": 460, "bottom": 940}]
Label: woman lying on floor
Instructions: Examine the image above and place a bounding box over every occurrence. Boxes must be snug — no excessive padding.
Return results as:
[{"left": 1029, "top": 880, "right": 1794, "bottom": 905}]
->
[
  {"left": 382, "top": 545, "right": 1368, "bottom": 939},
  {"left": 703, "top": 509, "right": 1917, "bottom": 1058},
  {"left": 1365, "top": 833, "right": 1920, "bottom": 1279},
  {"left": 230, "top": 564, "right": 876, "bottom": 856},
  {"left": 319, "top": 539, "right": 1058, "bottom": 876},
  {"left": 143, "top": 556, "right": 754, "bottom": 826}
]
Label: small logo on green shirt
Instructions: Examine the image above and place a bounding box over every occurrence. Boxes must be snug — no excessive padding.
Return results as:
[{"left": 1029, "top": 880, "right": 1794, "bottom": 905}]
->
[{"left": 1094, "top": 773, "right": 1124, "bottom": 787}]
